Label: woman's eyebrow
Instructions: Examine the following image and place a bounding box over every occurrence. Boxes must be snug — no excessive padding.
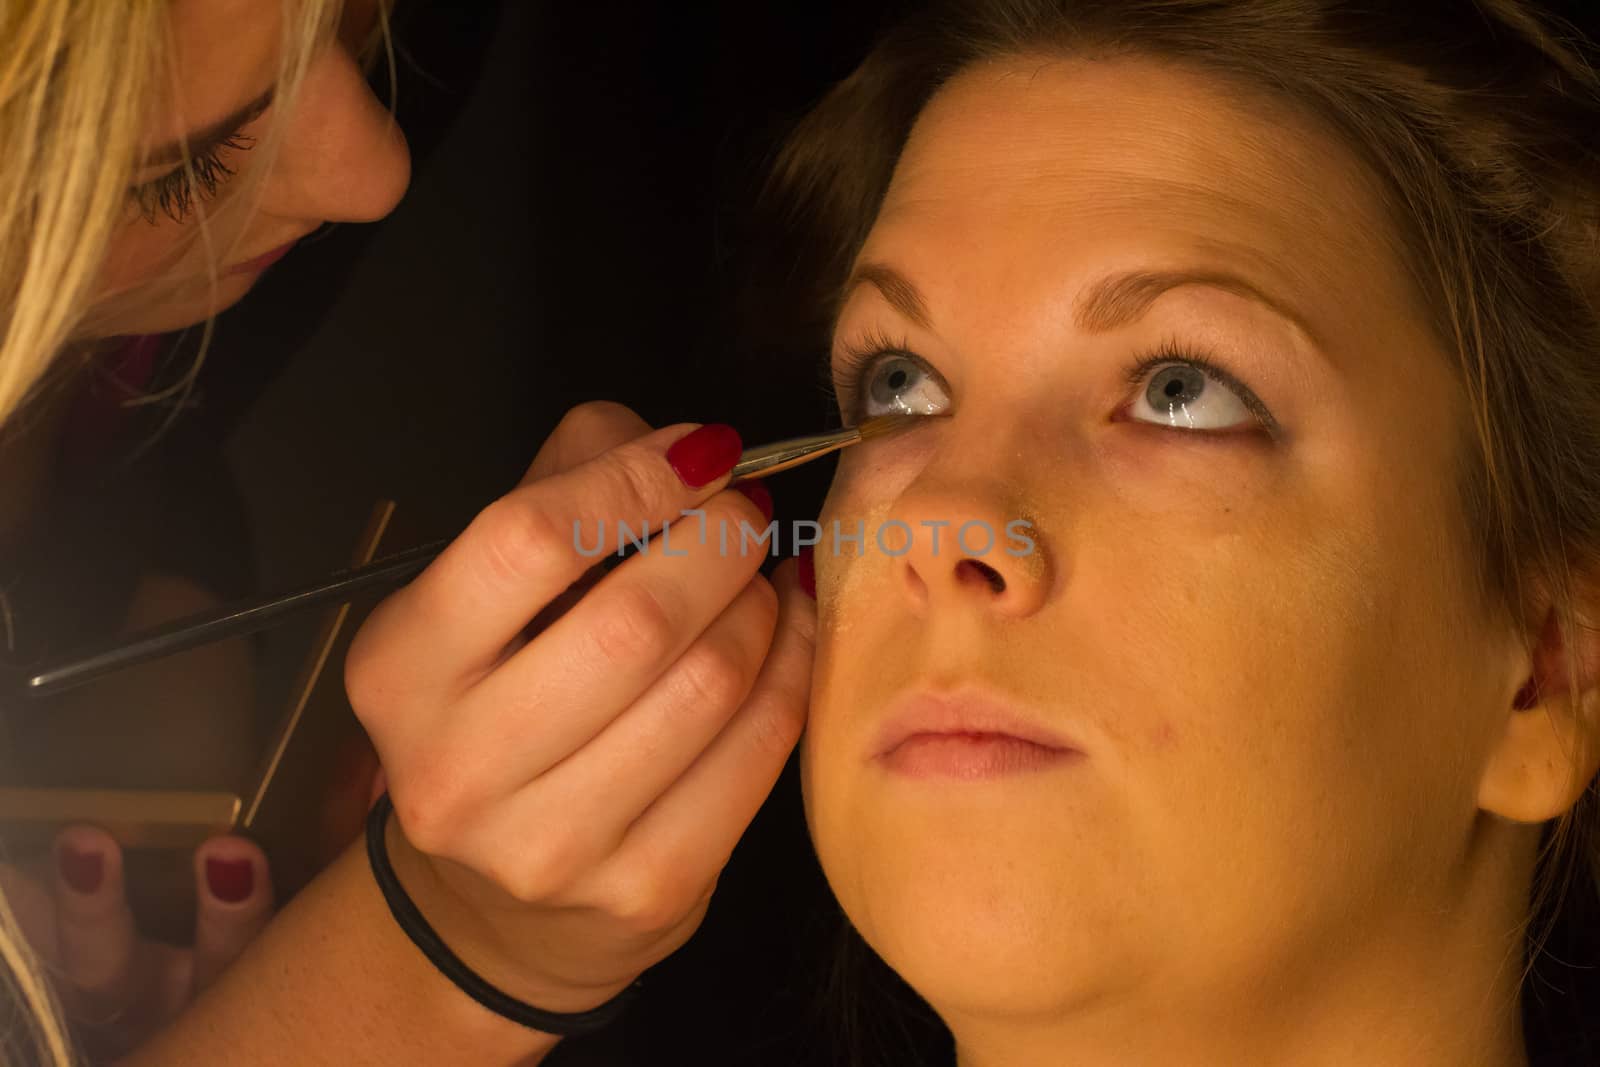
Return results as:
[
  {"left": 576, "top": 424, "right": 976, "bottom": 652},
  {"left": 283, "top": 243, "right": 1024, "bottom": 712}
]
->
[
  {"left": 842, "top": 261, "right": 1322, "bottom": 350},
  {"left": 841, "top": 262, "right": 932, "bottom": 330},
  {"left": 143, "top": 86, "right": 275, "bottom": 168},
  {"left": 1075, "top": 267, "right": 1323, "bottom": 347}
]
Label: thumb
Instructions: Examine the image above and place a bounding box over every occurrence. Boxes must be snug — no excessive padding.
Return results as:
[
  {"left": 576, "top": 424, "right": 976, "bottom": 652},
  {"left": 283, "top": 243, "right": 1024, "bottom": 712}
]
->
[
  {"left": 190, "top": 836, "right": 274, "bottom": 992},
  {"left": 51, "top": 825, "right": 139, "bottom": 1006}
]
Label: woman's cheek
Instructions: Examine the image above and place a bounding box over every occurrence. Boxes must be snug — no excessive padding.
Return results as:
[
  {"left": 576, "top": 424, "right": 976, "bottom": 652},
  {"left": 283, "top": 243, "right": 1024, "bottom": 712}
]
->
[
  {"left": 1082, "top": 425, "right": 1378, "bottom": 712},
  {"left": 1091, "top": 425, "right": 1289, "bottom": 534},
  {"left": 831, "top": 426, "right": 940, "bottom": 494}
]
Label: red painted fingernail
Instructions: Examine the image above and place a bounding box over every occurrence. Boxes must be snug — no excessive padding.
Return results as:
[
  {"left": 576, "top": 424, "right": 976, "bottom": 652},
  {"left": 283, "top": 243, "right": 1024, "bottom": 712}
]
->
[
  {"left": 59, "top": 845, "right": 103, "bottom": 894},
  {"left": 733, "top": 481, "right": 774, "bottom": 523},
  {"left": 205, "top": 857, "right": 254, "bottom": 903},
  {"left": 666, "top": 424, "right": 743, "bottom": 488},
  {"left": 797, "top": 544, "right": 816, "bottom": 599},
  {"left": 1513, "top": 679, "right": 1538, "bottom": 710}
]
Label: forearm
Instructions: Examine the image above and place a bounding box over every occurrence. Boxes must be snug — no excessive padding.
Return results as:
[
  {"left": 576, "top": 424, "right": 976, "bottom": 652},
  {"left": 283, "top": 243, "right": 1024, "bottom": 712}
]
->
[{"left": 121, "top": 839, "right": 561, "bottom": 1067}]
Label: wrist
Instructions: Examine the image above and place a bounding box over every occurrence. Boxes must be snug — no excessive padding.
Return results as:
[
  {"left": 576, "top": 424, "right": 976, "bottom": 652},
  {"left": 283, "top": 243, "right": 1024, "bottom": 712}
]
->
[
  {"left": 381, "top": 805, "right": 640, "bottom": 1018},
  {"left": 126, "top": 835, "right": 566, "bottom": 1067}
]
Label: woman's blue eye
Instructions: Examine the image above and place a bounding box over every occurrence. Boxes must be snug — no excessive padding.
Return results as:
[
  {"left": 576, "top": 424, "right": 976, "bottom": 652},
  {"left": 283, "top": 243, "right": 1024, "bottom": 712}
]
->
[
  {"left": 858, "top": 352, "right": 951, "bottom": 417},
  {"left": 1129, "top": 362, "right": 1253, "bottom": 431}
]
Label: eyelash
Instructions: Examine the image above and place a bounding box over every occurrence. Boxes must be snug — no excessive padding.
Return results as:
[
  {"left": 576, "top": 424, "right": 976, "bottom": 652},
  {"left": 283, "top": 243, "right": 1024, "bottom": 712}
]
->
[
  {"left": 131, "top": 131, "right": 256, "bottom": 224},
  {"left": 828, "top": 326, "right": 934, "bottom": 423},
  {"left": 829, "top": 329, "right": 1280, "bottom": 437},
  {"left": 1121, "top": 334, "right": 1281, "bottom": 437}
]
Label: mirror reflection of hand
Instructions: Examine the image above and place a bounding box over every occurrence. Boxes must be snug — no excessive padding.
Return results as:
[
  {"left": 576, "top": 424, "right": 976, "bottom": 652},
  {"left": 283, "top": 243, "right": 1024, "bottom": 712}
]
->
[{"left": 0, "top": 826, "right": 274, "bottom": 1062}]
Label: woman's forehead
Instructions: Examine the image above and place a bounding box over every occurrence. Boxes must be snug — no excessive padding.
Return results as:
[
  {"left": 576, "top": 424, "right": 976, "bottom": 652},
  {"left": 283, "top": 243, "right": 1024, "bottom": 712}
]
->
[{"left": 872, "top": 54, "right": 1414, "bottom": 327}]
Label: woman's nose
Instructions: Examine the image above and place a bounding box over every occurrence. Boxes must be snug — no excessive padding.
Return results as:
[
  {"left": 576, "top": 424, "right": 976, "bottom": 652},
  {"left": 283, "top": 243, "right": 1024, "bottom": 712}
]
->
[
  {"left": 886, "top": 486, "right": 1051, "bottom": 619},
  {"left": 257, "top": 46, "right": 411, "bottom": 224}
]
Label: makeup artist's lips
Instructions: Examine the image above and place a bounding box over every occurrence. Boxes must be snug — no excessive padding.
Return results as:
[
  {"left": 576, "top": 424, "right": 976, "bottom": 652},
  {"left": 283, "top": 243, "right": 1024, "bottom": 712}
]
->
[
  {"left": 870, "top": 689, "right": 1083, "bottom": 780},
  {"left": 226, "top": 238, "right": 299, "bottom": 276}
]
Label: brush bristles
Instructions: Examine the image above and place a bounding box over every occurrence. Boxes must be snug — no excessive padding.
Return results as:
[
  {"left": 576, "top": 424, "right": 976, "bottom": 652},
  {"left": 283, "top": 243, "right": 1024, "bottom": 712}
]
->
[{"left": 855, "top": 412, "right": 930, "bottom": 440}]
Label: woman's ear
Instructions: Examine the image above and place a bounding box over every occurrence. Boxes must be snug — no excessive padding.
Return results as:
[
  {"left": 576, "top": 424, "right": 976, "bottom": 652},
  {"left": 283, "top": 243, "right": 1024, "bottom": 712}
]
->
[{"left": 1478, "top": 600, "right": 1600, "bottom": 823}]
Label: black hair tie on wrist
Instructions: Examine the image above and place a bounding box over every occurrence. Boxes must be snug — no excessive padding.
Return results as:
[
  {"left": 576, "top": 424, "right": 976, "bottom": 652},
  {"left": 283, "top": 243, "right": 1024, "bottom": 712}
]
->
[{"left": 365, "top": 792, "right": 643, "bottom": 1036}]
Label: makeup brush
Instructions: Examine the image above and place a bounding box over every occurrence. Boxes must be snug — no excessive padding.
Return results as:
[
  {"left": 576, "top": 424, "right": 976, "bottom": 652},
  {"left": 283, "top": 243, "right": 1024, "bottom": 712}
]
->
[
  {"left": 730, "top": 411, "right": 927, "bottom": 481},
  {"left": 6, "top": 539, "right": 451, "bottom": 701},
  {"left": 4, "top": 411, "right": 934, "bottom": 701}
]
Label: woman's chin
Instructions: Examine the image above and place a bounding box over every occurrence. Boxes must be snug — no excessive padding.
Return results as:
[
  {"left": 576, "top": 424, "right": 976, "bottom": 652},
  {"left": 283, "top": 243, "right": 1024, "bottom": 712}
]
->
[
  {"left": 866, "top": 910, "right": 1108, "bottom": 1022},
  {"left": 838, "top": 855, "right": 1127, "bottom": 1014}
]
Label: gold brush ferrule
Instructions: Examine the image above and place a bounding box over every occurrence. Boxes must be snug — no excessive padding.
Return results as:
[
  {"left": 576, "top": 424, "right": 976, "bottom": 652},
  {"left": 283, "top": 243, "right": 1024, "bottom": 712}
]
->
[{"left": 730, "top": 426, "right": 861, "bottom": 481}]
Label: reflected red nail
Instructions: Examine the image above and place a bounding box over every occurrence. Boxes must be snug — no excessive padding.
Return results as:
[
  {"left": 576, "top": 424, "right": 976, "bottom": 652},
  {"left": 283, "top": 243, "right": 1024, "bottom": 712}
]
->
[
  {"left": 797, "top": 545, "right": 816, "bottom": 599},
  {"left": 667, "top": 424, "right": 743, "bottom": 488},
  {"left": 733, "top": 481, "right": 774, "bottom": 523},
  {"left": 59, "top": 845, "right": 103, "bottom": 894},
  {"left": 205, "top": 857, "right": 254, "bottom": 903}
]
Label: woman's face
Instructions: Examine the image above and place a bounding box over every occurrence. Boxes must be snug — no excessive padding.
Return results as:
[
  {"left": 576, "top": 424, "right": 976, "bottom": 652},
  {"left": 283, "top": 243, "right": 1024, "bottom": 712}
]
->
[
  {"left": 800, "top": 55, "right": 1529, "bottom": 1053},
  {"left": 90, "top": 0, "right": 409, "bottom": 336}
]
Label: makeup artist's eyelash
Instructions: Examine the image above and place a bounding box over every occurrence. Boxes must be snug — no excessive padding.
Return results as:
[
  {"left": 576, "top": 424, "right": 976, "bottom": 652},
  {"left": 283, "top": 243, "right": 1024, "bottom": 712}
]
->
[
  {"left": 131, "top": 132, "right": 256, "bottom": 225},
  {"left": 828, "top": 330, "right": 1279, "bottom": 436}
]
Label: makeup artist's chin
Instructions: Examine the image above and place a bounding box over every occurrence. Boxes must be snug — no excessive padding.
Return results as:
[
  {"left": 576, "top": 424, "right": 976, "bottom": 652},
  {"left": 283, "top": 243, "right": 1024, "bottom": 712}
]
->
[
  {"left": 90, "top": 246, "right": 296, "bottom": 337},
  {"left": 225, "top": 238, "right": 299, "bottom": 278},
  {"left": 103, "top": 279, "right": 254, "bottom": 336}
]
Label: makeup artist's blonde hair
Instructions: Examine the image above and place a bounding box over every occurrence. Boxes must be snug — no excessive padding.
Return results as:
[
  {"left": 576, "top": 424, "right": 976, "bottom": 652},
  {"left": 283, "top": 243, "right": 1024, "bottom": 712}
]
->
[{"left": 0, "top": 1, "right": 373, "bottom": 1062}]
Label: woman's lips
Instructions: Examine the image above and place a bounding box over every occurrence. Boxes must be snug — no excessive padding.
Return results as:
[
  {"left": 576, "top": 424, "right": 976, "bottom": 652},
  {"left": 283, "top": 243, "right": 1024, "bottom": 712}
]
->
[
  {"left": 878, "top": 733, "right": 1081, "bottom": 780},
  {"left": 226, "top": 239, "right": 298, "bottom": 276},
  {"left": 871, "top": 689, "right": 1082, "bottom": 780}
]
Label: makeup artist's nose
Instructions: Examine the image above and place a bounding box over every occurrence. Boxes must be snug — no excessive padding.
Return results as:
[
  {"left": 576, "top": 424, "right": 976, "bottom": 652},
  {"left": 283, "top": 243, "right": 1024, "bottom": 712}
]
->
[
  {"left": 256, "top": 46, "right": 411, "bottom": 224},
  {"left": 887, "top": 487, "right": 1050, "bottom": 619}
]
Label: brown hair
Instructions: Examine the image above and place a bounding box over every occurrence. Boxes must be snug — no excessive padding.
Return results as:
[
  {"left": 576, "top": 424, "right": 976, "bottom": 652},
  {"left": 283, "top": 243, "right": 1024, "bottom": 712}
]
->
[{"left": 759, "top": 1, "right": 1600, "bottom": 1061}]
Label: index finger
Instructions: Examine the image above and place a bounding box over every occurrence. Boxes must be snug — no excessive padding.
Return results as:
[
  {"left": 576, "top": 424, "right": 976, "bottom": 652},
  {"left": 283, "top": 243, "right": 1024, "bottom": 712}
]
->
[
  {"left": 351, "top": 420, "right": 746, "bottom": 693},
  {"left": 519, "top": 401, "right": 653, "bottom": 486}
]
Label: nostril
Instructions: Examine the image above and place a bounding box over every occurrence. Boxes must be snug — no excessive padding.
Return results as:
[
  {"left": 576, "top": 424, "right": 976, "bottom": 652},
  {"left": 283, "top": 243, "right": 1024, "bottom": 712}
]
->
[{"left": 955, "top": 558, "right": 1006, "bottom": 594}]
